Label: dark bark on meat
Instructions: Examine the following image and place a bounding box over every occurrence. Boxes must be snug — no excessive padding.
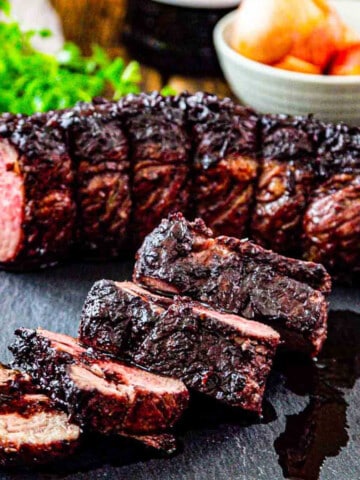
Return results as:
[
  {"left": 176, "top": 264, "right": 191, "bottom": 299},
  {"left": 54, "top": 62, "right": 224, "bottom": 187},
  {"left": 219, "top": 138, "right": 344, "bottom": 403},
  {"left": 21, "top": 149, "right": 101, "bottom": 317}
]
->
[
  {"left": 302, "top": 123, "right": 360, "bottom": 276},
  {"left": 53, "top": 100, "right": 131, "bottom": 257},
  {"left": 0, "top": 113, "right": 76, "bottom": 270},
  {"left": 183, "top": 92, "right": 259, "bottom": 238},
  {"left": 251, "top": 115, "right": 322, "bottom": 254},
  {"left": 9, "top": 328, "right": 189, "bottom": 449},
  {"left": 118, "top": 93, "right": 191, "bottom": 245},
  {"left": 0, "top": 364, "right": 80, "bottom": 467},
  {"left": 134, "top": 213, "right": 331, "bottom": 356},
  {"left": 79, "top": 281, "right": 279, "bottom": 413},
  {"left": 303, "top": 174, "right": 360, "bottom": 274},
  {"left": 315, "top": 122, "right": 360, "bottom": 178},
  {"left": 1, "top": 93, "right": 360, "bottom": 276}
]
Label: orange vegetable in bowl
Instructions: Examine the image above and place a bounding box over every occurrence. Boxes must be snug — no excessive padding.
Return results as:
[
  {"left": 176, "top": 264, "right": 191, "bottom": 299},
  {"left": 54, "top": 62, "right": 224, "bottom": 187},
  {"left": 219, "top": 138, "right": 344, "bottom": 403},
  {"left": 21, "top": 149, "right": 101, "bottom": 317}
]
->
[
  {"left": 329, "top": 43, "right": 360, "bottom": 75},
  {"left": 290, "top": 8, "right": 345, "bottom": 70},
  {"left": 230, "top": 0, "right": 360, "bottom": 75},
  {"left": 230, "top": 0, "right": 296, "bottom": 64},
  {"left": 273, "top": 55, "right": 321, "bottom": 74},
  {"left": 290, "top": 5, "right": 360, "bottom": 71}
]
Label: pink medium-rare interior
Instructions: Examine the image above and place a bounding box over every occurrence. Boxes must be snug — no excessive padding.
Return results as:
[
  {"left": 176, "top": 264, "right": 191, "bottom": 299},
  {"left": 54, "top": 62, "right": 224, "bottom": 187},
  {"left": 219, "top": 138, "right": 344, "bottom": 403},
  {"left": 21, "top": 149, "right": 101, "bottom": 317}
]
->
[
  {"left": 118, "top": 281, "right": 172, "bottom": 310},
  {"left": 120, "top": 282, "right": 279, "bottom": 342},
  {"left": 134, "top": 276, "right": 180, "bottom": 295},
  {"left": 0, "top": 140, "right": 23, "bottom": 263},
  {"left": 68, "top": 363, "right": 184, "bottom": 433},
  {"left": 39, "top": 329, "right": 187, "bottom": 394},
  {"left": 96, "top": 357, "right": 186, "bottom": 394},
  {"left": 193, "top": 305, "right": 280, "bottom": 341}
]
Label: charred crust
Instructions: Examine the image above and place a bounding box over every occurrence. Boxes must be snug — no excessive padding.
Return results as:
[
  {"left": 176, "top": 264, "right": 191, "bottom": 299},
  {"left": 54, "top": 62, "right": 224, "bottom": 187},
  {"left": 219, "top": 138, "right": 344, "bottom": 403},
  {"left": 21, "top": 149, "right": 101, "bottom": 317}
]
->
[
  {"left": 80, "top": 280, "right": 280, "bottom": 413},
  {"left": 10, "top": 329, "right": 189, "bottom": 438},
  {"left": 134, "top": 213, "right": 330, "bottom": 357},
  {"left": 0, "top": 92, "right": 359, "bottom": 276}
]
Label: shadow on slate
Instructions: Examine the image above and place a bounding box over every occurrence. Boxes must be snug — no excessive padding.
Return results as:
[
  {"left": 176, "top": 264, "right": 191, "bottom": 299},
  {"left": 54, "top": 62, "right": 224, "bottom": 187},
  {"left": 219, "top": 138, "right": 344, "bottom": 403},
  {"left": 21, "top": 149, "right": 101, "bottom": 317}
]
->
[
  {"left": 274, "top": 310, "right": 360, "bottom": 480},
  {"left": 176, "top": 393, "right": 277, "bottom": 435},
  {"left": 0, "top": 435, "right": 155, "bottom": 477}
]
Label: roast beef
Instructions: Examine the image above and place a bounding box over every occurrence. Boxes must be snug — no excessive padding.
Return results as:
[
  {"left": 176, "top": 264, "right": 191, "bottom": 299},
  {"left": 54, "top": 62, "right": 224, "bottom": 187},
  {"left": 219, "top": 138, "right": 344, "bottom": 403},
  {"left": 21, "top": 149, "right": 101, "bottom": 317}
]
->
[
  {"left": 252, "top": 114, "right": 322, "bottom": 255},
  {"left": 9, "top": 328, "right": 189, "bottom": 453},
  {"left": 0, "top": 113, "right": 76, "bottom": 270},
  {"left": 0, "top": 364, "right": 80, "bottom": 467},
  {"left": 303, "top": 123, "right": 360, "bottom": 275},
  {"left": 0, "top": 92, "right": 359, "bottom": 277},
  {"left": 118, "top": 92, "right": 191, "bottom": 245},
  {"left": 79, "top": 280, "right": 280, "bottom": 413},
  {"left": 53, "top": 100, "right": 131, "bottom": 257},
  {"left": 183, "top": 92, "right": 259, "bottom": 238},
  {"left": 133, "top": 213, "right": 331, "bottom": 356}
]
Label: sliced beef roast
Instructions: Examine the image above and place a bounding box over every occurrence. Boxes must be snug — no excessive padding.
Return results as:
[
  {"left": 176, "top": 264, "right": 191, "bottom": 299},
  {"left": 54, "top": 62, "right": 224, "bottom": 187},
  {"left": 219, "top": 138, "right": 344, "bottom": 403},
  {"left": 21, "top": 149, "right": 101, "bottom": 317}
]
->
[
  {"left": 0, "top": 113, "right": 76, "bottom": 270},
  {"left": 79, "top": 280, "right": 279, "bottom": 414},
  {"left": 303, "top": 123, "right": 360, "bottom": 275},
  {"left": 303, "top": 174, "right": 360, "bottom": 275},
  {"left": 10, "top": 328, "right": 189, "bottom": 453},
  {"left": 0, "top": 92, "right": 360, "bottom": 276},
  {"left": 184, "top": 92, "right": 259, "bottom": 238},
  {"left": 0, "top": 364, "right": 80, "bottom": 467},
  {"left": 54, "top": 100, "right": 131, "bottom": 257},
  {"left": 118, "top": 92, "right": 191, "bottom": 245},
  {"left": 134, "top": 213, "right": 331, "bottom": 356},
  {"left": 251, "top": 115, "right": 322, "bottom": 255}
]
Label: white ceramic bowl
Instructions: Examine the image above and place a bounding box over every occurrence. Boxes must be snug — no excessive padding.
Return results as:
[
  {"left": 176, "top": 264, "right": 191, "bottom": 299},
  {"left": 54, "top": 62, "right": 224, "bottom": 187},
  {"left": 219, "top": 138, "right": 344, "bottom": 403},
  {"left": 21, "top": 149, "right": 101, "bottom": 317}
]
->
[{"left": 214, "top": 0, "right": 360, "bottom": 124}]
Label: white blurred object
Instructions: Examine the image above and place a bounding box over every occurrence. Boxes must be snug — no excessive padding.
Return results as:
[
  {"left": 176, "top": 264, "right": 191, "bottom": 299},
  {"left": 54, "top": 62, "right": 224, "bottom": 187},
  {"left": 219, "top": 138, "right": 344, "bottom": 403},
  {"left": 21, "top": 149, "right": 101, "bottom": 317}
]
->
[
  {"left": 214, "top": 0, "right": 360, "bottom": 125},
  {"left": 6, "top": 0, "right": 64, "bottom": 53}
]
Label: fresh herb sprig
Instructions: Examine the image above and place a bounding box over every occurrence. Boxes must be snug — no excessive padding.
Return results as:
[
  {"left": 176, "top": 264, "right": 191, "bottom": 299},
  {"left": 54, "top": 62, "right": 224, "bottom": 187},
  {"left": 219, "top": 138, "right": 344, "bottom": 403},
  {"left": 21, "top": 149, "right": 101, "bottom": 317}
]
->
[{"left": 0, "top": 0, "right": 142, "bottom": 114}]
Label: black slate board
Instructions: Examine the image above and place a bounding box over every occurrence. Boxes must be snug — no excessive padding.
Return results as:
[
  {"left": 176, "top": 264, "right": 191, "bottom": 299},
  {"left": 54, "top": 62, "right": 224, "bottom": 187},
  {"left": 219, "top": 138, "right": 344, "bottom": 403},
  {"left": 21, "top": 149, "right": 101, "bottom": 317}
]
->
[{"left": 1, "top": 260, "right": 360, "bottom": 480}]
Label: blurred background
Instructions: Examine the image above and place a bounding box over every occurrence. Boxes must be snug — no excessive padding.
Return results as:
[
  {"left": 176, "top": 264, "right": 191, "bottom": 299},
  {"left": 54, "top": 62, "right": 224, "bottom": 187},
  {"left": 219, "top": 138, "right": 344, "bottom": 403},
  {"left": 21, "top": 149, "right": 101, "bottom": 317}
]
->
[
  {"left": 5, "top": 0, "right": 360, "bottom": 121},
  {"left": 16, "top": 0, "right": 233, "bottom": 96}
]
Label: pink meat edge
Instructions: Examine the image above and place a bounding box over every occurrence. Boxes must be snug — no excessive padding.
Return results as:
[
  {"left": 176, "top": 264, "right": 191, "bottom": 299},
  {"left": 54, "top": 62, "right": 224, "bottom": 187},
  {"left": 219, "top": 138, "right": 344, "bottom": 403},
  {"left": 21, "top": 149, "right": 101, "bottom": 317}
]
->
[{"left": 0, "top": 140, "right": 24, "bottom": 263}]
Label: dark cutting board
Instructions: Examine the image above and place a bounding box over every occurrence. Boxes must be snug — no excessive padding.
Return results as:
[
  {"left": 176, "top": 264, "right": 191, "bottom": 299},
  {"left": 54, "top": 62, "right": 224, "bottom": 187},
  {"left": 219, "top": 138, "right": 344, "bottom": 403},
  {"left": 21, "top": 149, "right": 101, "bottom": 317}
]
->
[{"left": 1, "top": 260, "right": 360, "bottom": 480}]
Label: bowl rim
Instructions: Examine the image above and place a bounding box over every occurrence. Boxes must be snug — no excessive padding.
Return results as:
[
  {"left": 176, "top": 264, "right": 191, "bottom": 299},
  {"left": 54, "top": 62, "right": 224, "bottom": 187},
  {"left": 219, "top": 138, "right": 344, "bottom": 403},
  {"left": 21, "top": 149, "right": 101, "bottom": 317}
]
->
[{"left": 214, "top": 8, "right": 360, "bottom": 85}]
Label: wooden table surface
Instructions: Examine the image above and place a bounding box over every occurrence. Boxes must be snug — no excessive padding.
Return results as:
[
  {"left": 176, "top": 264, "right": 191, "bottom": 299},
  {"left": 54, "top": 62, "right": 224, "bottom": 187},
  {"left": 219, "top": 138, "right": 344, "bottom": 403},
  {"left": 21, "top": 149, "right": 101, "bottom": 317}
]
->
[{"left": 50, "top": 0, "right": 233, "bottom": 98}]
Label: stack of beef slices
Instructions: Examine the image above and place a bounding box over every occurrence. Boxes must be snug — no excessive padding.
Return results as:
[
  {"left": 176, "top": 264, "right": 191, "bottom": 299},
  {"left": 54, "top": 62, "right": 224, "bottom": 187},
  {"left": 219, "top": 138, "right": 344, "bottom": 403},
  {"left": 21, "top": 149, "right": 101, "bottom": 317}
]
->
[
  {"left": 76, "top": 213, "right": 330, "bottom": 452},
  {"left": 79, "top": 281, "right": 280, "bottom": 413},
  {"left": 5, "top": 328, "right": 189, "bottom": 467},
  {"left": 4, "top": 213, "right": 331, "bottom": 468},
  {"left": 133, "top": 213, "right": 331, "bottom": 357},
  {"left": 5, "top": 300, "right": 278, "bottom": 467},
  {"left": 0, "top": 364, "right": 80, "bottom": 467}
]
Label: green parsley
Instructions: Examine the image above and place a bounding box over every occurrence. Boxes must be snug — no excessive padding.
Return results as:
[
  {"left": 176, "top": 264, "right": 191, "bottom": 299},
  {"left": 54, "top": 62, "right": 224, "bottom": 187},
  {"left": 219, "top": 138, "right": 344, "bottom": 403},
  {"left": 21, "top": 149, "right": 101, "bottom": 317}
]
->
[{"left": 0, "top": 0, "right": 142, "bottom": 114}]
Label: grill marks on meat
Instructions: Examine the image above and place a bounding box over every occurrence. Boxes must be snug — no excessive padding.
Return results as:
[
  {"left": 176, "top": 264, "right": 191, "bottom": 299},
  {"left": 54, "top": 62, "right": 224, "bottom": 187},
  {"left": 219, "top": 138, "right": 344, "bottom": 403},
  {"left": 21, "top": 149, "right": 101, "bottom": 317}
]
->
[
  {"left": 79, "top": 281, "right": 280, "bottom": 413},
  {"left": 134, "top": 213, "right": 331, "bottom": 357},
  {"left": 9, "top": 328, "right": 189, "bottom": 451},
  {"left": 119, "top": 93, "right": 191, "bottom": 245},
  {"left": 55, "top": 101, "right": 131, "bottom": 257},
  {"left": 251, "top": 115, "right": 321, "bottom": 255},
  {"left": 303, "top": 124, "right": 360, "bottom": 274},
  {"left": 184, "top": 93, "right": 259, "bottom": 238},
  {"left": 0, "top": 364, "right": 80, "bottom": 467},
  {"left": 0, "top": 114, "right": 76, "bottom": 269}
]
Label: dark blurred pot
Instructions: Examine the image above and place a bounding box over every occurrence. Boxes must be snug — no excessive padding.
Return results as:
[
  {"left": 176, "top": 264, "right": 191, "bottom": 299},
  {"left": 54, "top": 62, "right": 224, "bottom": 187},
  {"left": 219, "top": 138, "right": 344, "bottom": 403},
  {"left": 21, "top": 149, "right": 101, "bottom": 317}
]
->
[{"left": 122, "top": 0, "right": 238, "bottom": 77}]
